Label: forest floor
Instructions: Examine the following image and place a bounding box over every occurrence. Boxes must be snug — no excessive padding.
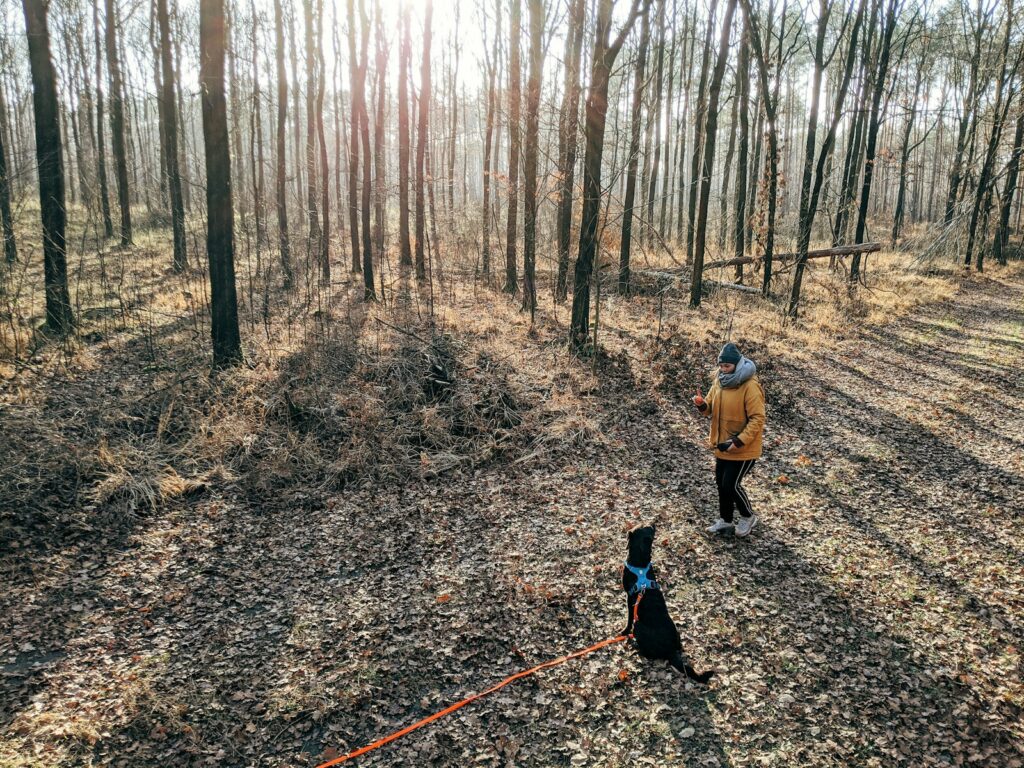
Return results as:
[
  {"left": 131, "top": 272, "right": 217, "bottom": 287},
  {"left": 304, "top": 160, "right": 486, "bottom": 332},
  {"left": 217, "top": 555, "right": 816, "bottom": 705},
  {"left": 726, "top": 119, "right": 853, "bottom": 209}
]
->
[{"left": 2, "top": 239, "right": 1023, "bottom": 767}]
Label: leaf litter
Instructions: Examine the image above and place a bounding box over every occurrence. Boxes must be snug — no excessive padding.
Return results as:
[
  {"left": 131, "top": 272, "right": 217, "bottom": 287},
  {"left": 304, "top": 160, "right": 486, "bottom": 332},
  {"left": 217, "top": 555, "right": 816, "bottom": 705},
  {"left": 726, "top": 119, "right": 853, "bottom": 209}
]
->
[{"left": 1, "top": 276, "right": 1023, "bottom": 766}]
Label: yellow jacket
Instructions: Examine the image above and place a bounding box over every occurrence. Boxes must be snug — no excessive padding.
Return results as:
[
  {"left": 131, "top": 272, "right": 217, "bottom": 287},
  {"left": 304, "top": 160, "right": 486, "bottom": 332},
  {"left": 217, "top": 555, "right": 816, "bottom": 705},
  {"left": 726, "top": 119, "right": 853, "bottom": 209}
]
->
[{"left": 698, "top": 372, "right": 766, "bottom": 460}]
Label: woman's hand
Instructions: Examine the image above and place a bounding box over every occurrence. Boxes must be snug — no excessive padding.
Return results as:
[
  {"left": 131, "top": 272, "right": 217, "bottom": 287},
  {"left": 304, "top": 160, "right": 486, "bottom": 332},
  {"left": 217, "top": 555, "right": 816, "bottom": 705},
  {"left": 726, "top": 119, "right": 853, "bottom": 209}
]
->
[{"left": 692, "top": 386, "right": 705, "bottom": 407}]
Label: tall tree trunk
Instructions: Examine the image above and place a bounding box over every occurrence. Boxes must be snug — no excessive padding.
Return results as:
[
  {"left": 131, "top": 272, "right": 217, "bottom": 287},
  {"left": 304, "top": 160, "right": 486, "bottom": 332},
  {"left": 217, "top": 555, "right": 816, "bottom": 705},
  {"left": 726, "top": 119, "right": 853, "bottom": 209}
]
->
[
  {"left": 687, "top": 0, "right": 718, "bottom": 264},
  {"left": 555, "top": 0, "right": 584, "bottom": 300},
  {"left": 332, "top": 24, "right": 346, "bottom": 260},
  {"left": 414, "top": 0, "right": 433, "bottom": 281},
  {"left": 92, "top": 0, "right": 114, "bottom": 238},
  {"left": 316, "top": 0, "right": 330, "bottom": 284},
  {"left": 944, "top": 5, "right": 985, "bottom": 224},
  {"left": 618, "top": 2, "right": 650, "bottom": 295},
  {"left": 64, "top": 32, "right": 91, "bottom": 209},
  {"left": 504, "top": 0, "right": 522, "bottom": 294},
  {"left": 0, "top": 83, "right": 16, "bottom": 264},
  {"left": 675, "top": 12, "right": 694, "bottom": 245},
  {"left": 690, "top": 0, "right": 737, "bottom": 307},
  {"left": 645, "top": 0, "right": 666, "bottom": 247},
  {"left": 104, "top": 0, "right": 132, "bottom": 245},
  {"left": 158, "top": 0, "right": 187, "bottom": 272},
  {"left": 733, "top": 9, "right": 750, "bottom": 272},
  {"left": 358, "top": 0, "right": 373, "bottom": 298},
  {"left": 303, "top": 0, "right": 321, "bottom": 268},
  {"left": 521, "top": 0, "right": 543, "bottom": 317},
  {"left": 659, "top": 8, "right": 677, "bottom": 239},
  {"left": 965, "top": 1, "right": 1016, "bottom": 272},
  {"left": 373, "top": 4, "right": 387, "bottom": 265},
  {"left": 273, "top": 0, "right": 292, "bottom": 287},
  {"left": 225, "top": 1, "right": 246, "bottom": 215},
  {"left": 150, "top": 11, "right": 169, "bottom": 212},
  {"left": 172, "top": 16, "right": 191, "bottom": 213},
  {"left": 200, "top": 0, "right": 242, "bottom": 366},
  {"left": 789, "top": 0, "right": 864, "bottom": 316},
  {"left": 398, "top": 4, "right": 413, "bottom": 268},
  {"left": 347, "top": 0, "right": 361, "bottom": 273},
  {"left": 891, "top": 59, "right": 925, "bottom": 248},
  {"left": 250, "top": 0, "right": 268, "bottom": 249},
  {"left": 447, "top": 3, "right": 460, "bottom": 217},
  {"left": 718, "top": 78, "right": 739, "bottom": 249},
  {"left": 287, "top": 5, "right": 303, "bottom": 214},
  {"left": 570, "top": 0, "right": 647, "bottom": 350},
  {"left": 744, "top": 87, "right": 762, "bottom": 262},
  {"left": 21, "top": 0, "right": 73, "bottom": 334},
  {"left": 993, "top": 109, "right": 1024, "bottom": 266},
  {"left": 739, "top": 0, "right": 782, "bottom": 295},
  {"left": 833, "top": 58, "right": 868, "bottom": 246},
  {"left": 851, "top": 0, "right": 900, "bottom": 281},
  {"left": 481, "top": 0, "right": 501, "bottom": 279}
]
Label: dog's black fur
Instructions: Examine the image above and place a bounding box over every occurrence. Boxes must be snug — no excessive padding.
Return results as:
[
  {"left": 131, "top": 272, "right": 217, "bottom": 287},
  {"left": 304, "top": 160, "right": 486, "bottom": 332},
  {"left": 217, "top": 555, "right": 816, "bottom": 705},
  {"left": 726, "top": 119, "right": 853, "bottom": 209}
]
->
[{"left": 622, "top": 525, "right": 714, "bottom": 684}]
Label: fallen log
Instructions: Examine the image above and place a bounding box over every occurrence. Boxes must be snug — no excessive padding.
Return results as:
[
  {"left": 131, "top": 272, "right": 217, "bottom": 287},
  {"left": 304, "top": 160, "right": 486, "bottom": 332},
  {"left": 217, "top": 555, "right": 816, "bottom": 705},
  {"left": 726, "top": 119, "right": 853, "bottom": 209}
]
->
[
  {"left": 705, "top": 279, "right": 761, "bottom": 294},
  {"left": 702, "top": 242, "right": 882, "bottom": 271}
]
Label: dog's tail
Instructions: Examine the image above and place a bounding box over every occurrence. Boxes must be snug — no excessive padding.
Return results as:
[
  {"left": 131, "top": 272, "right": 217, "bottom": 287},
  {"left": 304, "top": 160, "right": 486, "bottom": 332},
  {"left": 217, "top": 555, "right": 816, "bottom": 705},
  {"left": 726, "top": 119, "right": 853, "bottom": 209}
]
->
[{"left": 669, "top": 652, "right": 714, "bottom": 684}]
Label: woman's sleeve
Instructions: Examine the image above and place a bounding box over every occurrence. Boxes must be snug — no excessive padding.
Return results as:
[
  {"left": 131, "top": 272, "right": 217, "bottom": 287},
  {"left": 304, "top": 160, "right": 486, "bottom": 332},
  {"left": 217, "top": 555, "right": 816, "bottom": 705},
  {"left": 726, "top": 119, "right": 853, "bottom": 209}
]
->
[
  {"left": 736, "top": 382, "right": 765, "bottom": 445},
  {"left": 698, "top": 379, "right": 716, "bottom": 418}
]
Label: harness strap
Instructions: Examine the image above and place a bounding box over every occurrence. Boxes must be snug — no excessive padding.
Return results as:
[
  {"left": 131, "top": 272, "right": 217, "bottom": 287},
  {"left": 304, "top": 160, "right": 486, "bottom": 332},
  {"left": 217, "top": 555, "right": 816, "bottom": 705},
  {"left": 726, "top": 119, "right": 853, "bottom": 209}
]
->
[
  {"left": 624, "top": 561, "right": 660, "bottom": 596},
  {"left": 632, "top": 589, "right": 644, "bottom": 628}
]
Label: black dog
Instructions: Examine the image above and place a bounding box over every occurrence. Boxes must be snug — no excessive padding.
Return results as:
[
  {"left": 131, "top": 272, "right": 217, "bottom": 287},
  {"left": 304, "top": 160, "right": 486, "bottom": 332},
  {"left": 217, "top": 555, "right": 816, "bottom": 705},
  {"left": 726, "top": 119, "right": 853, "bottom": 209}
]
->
[{"left": 621, "top": 525, "right": 714, "bottom": 684}]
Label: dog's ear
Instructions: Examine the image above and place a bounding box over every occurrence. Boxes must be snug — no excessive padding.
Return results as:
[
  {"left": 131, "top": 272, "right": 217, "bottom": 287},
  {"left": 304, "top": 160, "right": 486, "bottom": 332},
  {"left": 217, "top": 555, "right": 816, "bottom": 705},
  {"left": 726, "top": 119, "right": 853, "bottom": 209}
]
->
[{"left": 650, "top": 523, "right": 657, "bottom": 536}]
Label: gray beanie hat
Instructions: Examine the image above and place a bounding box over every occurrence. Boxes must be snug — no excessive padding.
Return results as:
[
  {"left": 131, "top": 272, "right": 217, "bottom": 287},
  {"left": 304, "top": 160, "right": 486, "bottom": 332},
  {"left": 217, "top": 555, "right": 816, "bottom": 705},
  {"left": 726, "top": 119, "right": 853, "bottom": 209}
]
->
[{"left": 718, "top": 342, "right": 741, "bottom": 365}]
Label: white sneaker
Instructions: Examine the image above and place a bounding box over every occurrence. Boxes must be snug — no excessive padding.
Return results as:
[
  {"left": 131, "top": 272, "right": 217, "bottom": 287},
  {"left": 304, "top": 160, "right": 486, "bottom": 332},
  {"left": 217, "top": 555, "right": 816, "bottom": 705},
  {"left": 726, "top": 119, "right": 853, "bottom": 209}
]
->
[
  {"left": 706, "top": 518, "right": 734, "bottom": 534},
  {"left": 735, "top": 515, "right": 759, "bottom": 537}
]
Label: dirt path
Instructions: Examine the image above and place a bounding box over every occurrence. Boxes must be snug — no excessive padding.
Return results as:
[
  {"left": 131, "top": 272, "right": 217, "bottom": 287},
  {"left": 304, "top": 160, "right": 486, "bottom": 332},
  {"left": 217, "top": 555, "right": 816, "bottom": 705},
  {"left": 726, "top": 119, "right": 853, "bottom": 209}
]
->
[{"left": 2, "top": 275, "right": 1022, "bottom": 767}]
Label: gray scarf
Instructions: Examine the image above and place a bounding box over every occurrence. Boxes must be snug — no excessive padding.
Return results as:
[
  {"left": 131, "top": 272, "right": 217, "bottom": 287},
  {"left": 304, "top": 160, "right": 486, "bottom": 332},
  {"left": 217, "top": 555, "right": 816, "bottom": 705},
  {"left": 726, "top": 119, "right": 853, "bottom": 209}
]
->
[{"left": 718, "top": 356, "right": 757, "bottom": 389}]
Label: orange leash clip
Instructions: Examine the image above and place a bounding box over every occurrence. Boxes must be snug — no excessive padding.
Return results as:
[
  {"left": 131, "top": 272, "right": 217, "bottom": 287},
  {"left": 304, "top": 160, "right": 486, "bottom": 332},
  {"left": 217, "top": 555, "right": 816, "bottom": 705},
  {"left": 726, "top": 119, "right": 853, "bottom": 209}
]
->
[{"left": 316, "top": 633, "right": 629, "bottom": 767}]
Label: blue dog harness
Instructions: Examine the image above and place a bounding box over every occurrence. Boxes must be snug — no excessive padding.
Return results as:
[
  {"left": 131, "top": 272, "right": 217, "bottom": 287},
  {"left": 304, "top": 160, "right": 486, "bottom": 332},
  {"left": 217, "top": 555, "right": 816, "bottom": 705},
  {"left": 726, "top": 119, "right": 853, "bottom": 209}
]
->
[{"left": 624, "top": 562, "right": 660, "bottom": 596}]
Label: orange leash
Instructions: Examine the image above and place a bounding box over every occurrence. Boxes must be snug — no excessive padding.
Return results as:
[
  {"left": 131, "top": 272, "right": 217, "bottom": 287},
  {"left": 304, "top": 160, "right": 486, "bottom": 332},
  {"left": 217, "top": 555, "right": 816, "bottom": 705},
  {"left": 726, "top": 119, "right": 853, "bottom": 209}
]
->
[{"left": 316, "top": 633, "right": 629, "bottom": 767}]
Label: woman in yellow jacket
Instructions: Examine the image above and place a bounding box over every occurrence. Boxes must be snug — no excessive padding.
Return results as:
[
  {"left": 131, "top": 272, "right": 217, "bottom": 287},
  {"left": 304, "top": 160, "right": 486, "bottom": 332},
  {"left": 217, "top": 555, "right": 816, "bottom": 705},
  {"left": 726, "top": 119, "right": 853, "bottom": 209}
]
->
[{"left": 693, "top": 342, "right": 766, "bottom": 537}]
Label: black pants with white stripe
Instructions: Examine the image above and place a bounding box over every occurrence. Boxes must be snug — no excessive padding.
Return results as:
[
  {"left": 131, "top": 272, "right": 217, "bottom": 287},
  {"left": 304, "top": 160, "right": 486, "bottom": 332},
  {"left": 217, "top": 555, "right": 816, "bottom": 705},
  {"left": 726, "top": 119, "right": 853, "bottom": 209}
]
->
[{"left": 715, "top": 458, "right": 756, "bottom": 523}]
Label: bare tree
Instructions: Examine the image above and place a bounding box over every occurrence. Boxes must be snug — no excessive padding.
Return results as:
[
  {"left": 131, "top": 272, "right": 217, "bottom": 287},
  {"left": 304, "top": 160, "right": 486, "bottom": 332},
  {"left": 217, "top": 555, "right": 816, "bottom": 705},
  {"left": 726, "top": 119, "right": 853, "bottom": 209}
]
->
[
  {"left": 104, "top": 0, "right": 132, "bottom": 245},
  {"left": 273, "top": 0, "right": 293, "bottom": 287},
  {"left": 91, "top": 0, "right": 114, "bottom": 239},
  {"left": 788, "top": 0, "right": 866, "bottom": 316},
  {"left": 157, "top": 0, "right": 187, "bottom": 272},
  {"left": 347, "top": 0, "right": 362, "bottom": 273},
  {"left": 555, "top": 0, "right": 584, "bottom": 300},
  {"left": 504, "top": 0, "right": 522, "bottom": 294},
  {"left": 521, "top": 0, "right": 543, "bottom": 317},
  {"left": 415, "top": 0, "right": 433, "bottom": 281},
  {"left": 0, "top": 83, "right": 15, "bottom": 264},
  {"left": 570, "top": 0, "right": 648, "bottom": 351},
  {"left": 618, "top": 1, "right": 651, "bottom": 295},
  {"left": 993, "top": 108, "right": 1024, "bottom": 265},
  {"left": 690, "top": 0, "right": 738, "bottom": 307},
  {"left": 398, "top": 4, "right": 413, "bottom": 269},
  {"left": 851, "top": 0, "right": 902, "bottom": 282},
  {"left": 481, "top": 0, "right": 502, "bottom": 280},
  {"left": 200, "top": 0, "right": 242, "bottom": 366},
  {"left": 21, "top": 0, "right": 73, "bottom": 334}
]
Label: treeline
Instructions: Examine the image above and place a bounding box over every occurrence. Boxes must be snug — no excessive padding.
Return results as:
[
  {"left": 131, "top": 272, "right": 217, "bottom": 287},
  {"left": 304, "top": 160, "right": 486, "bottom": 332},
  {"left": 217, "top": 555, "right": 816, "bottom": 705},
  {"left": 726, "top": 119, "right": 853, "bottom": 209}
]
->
[{"left": 1, "top": 0, "right": 1022, "bottom": 364}]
